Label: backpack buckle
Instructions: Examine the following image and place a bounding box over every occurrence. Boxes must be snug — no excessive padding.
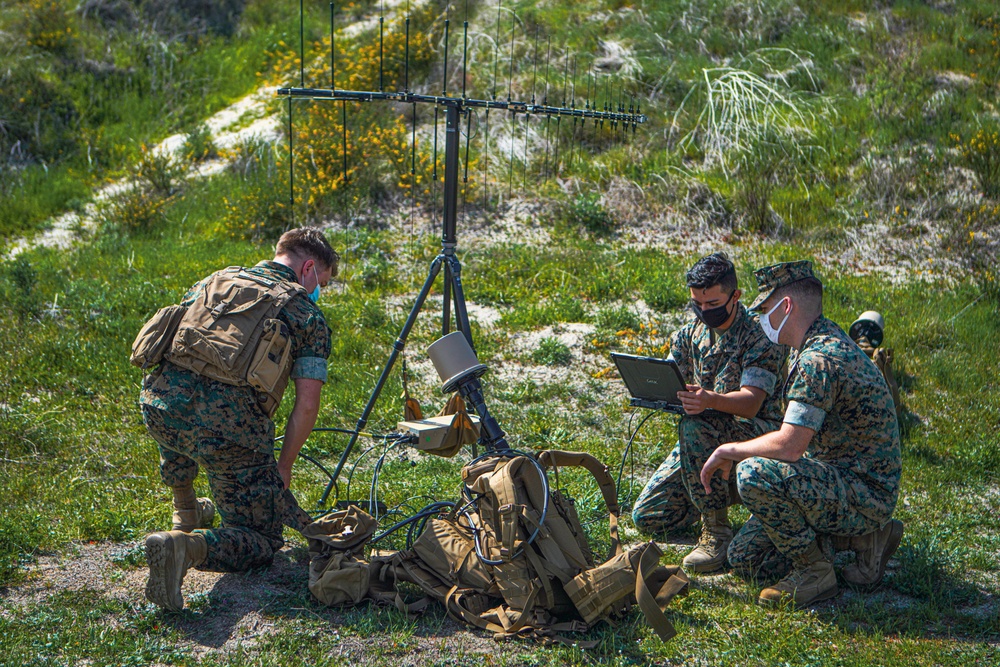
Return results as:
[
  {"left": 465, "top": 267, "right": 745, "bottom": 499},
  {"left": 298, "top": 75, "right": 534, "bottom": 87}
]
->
[{"left": 210, "top": 302, "right": 230, "bottom": 320}]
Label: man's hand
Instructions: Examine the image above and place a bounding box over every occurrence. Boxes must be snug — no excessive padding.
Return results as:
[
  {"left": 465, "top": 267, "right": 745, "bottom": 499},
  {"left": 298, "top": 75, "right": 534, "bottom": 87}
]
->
[
  {"left": 678, "top": 384, "right": 716, "bottom": 414},
  {"left": 701, "top": 445, "right": 736, "bottom": 493}
]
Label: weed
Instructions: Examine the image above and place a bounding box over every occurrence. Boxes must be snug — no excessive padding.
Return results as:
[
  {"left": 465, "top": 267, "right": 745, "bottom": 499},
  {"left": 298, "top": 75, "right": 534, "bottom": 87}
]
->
[
  {"left": 95, "top": 185, "right": 168, "bottom": 235},
  {"left": 953, "top": 126, "right": 1000, "bottom": 199},
  {"left": 596, "top": 304, "right": 640, "bottom": 333},
  {"left": 672, "top": 48, "right": 825, "bottom": 173},
  {"left": 531, "top": 337, "right": 572, "bottom": 366},
  {"left": 182, "top": 124, "right": 219, "bottom": 163},
  {"left": 131, "top": 146, "right": 185, "bottom": 198}
]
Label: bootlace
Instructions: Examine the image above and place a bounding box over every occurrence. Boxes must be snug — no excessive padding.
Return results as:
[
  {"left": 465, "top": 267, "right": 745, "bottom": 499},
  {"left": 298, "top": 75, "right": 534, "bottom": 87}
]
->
[
  {"left": 697, "top": 526, "right": 727, "bottom": 549},
  {"left": 781, "top": 564, "right": 816, "bottom": 588}
]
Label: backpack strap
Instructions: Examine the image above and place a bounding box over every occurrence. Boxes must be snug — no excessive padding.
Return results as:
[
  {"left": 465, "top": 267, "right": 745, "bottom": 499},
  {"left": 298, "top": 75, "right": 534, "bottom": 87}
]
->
[
  {"left": 537, "top": 450, "right": 622, "bottom": 557},
  {"left": 633, "top": 543, "right": 689, "bottom": 643}
]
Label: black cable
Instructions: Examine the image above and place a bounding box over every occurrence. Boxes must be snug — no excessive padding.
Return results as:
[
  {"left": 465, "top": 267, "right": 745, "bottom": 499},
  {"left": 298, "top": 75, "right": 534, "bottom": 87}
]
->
[
  {"left": 346, "top": 442, "right": 382, "bottom": 504},
  {"left": 461, "top": 449, "right": 549, "bottom": 565},
  {"left": 369, "top": 436, "right": 406, "bottom": 522},
  {"left": 616, "top": 409, "right": 658, "bottom": 508},
  {"left": 369, "top": 501, "right": 455, "bottom": 546}
]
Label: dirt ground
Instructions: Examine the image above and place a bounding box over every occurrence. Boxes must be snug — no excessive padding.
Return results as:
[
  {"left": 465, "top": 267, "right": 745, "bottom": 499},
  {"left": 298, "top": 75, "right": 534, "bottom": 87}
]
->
[{"left": 4, "top": 532, "right": 994, "bottom": 664}]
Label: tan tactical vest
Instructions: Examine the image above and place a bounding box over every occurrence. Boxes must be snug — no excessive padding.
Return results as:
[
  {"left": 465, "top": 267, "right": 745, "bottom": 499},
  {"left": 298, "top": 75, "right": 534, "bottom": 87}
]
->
[{"left": 131, "top": 266, "right": 305, "bottom": 418}]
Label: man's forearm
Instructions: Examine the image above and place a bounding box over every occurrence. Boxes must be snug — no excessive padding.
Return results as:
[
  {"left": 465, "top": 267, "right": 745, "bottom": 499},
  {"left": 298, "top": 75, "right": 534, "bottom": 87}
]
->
[
  {"left": 278, "top": 405, "right": 318, "bottom": 471},
  {"left": 709, "top": 388, "right": 764, "bottom": 419},
  {"left": 718, "top": 425, "right": 811, "bottom": 464}
]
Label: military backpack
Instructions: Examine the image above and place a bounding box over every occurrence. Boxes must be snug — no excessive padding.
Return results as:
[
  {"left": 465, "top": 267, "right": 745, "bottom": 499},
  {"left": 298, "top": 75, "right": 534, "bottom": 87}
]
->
[
  {"left": 130, "top": 266, "right": 305, "bottom": 418},
  {"left": 305, "top": 449, "right": 689, "bottom": 646}
]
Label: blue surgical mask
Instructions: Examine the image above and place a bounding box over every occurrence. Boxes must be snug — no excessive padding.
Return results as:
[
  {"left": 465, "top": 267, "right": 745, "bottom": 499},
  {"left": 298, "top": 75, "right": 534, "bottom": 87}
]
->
[{"left": 308, "top": 264, "right": 321, "bottom": 303}]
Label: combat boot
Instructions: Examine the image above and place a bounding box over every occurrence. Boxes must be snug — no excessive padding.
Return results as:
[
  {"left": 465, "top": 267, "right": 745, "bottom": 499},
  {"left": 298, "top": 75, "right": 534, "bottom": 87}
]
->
[
  {"left": 758, "top": 541, "right": 838, "bottom": 607},
  {"left": 682, "top": 508, "right": 733, "bottom": 574},
  {"left": 145, "top": 530, "right": 208, "bottom": 612},
  {"left": 843, "top": 519, "right": 904, "bottom": 588},
  {"left": 171, "top": 485, "right": 216, "bottom": 532}
]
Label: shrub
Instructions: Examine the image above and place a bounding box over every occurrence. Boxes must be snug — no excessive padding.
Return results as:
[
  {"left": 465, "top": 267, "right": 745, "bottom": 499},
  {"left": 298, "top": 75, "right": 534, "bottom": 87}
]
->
[
  {"left": 596, "top": 304, "right": 640, "bottom": 332},
  {"left": 132, "top": 145, "right": 185, "bottom": 197},
  {"left": 732, "top": 140, "right": 781, "bottom": 234},
  {"left": 643, "top": 272, "right": 688, "bottom": 313},
  {"left": 531, "top": 337, "right": 572, "bottom": 366},
  {"left": 218, "top": 140, "right": 292, "bottom": 242},
  {"left": 95, "top": 185, "right": 167, "bottom": 234},
  {"left": 1, "top": 257, "right": 40, "bottom": 318},
  {"left": 0, "top": 64, "right": 80, "bottom": 166},
  {"left": 562, "top": 192, "right": 616, "bottom": 236},
  {"left": 182, "top": 124, "right": 219, "bottom": 163},
  {"left": 23, "top": 0, "right": 77, "bottom": 55},
  {"left": 266, "top": 4, "right": 444, "bottom": 218},
  {"left": 953, "top": 127, "right": 1000, "bottom": 199}
]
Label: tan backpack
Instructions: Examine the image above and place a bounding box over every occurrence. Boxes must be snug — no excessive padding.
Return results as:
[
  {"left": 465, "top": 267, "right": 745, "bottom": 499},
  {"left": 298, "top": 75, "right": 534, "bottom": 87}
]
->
[
  {"left": 304, "top": 450, "right": 689, "bottom": 646},
  {"left": 131, "top": 266, "right": 305, "bottom": 417}
]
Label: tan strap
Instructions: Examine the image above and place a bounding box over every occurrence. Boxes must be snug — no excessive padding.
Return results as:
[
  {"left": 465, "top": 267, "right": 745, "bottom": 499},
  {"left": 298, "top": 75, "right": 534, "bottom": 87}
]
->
[
  {"left": 444, "top": 586, "right": 506, "bottom": 635},
  {"left": 634, "top": 544, "right": 688, "bottom": 643},
  {"left": 538, "top": 450, "right": 622, "bottom": 557}
]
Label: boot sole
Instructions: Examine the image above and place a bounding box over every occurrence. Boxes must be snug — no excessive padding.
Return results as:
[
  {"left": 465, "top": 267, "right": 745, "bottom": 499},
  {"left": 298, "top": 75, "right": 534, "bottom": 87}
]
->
[
  {"left": 758, "top": 583, "right": 839, "bottom": 608},
  {"left": 848, "top": 519, "right": 904, "bottom": 590},
  {"left": 145, "top": 534, "right": 184, "bottom": 612},
  {"left": 683, "top": 558, "right": 728, "bottom": 574}
]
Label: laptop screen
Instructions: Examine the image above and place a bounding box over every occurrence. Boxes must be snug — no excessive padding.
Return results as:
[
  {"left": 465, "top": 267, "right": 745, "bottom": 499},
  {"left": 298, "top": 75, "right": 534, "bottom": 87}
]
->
[{"left": 611, "top": 353, "right": 687, "bottom": 404}]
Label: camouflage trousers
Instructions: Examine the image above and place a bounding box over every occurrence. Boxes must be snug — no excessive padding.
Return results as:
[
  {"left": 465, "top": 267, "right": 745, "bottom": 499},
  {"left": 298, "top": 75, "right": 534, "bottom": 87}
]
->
[
  {"left": 632, "top": 413, "right": 772, "bottom": 535},
  {"left": 728, "top": 455, "right": 885, "bottom": 582},
  {"left": 142, "top": 405, "right": 312, "bottom": 573}
]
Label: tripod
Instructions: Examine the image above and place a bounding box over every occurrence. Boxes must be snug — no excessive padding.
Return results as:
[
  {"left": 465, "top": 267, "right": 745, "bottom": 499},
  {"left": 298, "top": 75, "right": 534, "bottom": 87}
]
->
[{"left": 319, "top": 104, "right": 474, "bottom": 506}]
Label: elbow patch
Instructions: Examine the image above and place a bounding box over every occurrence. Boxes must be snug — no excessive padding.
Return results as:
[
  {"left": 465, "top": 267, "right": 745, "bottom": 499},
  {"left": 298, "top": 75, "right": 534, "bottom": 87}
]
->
[
  {"left": 291, "top": 356, "right": 328, "bottom": 383},
  {"left": 784, "top": 400, "right": 826, "bottom": 432}
]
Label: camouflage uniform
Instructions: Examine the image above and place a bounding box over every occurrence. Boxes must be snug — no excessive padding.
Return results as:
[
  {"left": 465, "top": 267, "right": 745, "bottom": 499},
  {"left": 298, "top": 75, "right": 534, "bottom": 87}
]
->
[
  {"left": 140, "top": 261, "right": 331, "bottom": 573},
  {"left": 728, "top": 315, "right": 902, "bottom": 582},
  {"left": 632, "top": 303, "right": 787, "bottom": 535}
]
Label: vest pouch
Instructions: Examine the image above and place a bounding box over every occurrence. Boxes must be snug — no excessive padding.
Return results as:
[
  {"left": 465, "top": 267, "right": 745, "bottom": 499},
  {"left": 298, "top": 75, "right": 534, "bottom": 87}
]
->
[
  {"left": 130, "top": 305, "right": 187, "bottom": 370},
  {"left": 247, "top": 318, "right": 293, "bottom": 417},
  {"left": 412, "top": 517, "right": 496, "bottom": 593},
  {"left": 165, "top": 267, "right": 303, "bottom": 396},
  {"left": 564, "top": 547, "right": 637, "bottom": 624}
]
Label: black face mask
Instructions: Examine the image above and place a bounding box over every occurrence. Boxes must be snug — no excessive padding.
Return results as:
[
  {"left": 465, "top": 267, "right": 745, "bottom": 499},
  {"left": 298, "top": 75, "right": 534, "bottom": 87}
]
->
[{"left": 691, "top": 293, "right": 735, "bottom": 329}]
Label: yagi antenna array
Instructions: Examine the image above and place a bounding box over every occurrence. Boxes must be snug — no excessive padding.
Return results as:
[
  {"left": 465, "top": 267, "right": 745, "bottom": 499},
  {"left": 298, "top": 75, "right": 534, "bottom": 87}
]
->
[{"left": 277, "top": 1, "right": 647, "bottom": 507}]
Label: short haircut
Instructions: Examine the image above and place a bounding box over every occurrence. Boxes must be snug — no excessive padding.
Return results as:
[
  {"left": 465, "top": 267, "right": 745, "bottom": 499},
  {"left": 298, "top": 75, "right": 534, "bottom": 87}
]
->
[
  {"left": 686, "top": 252, "right": 738, "bottom": 292},
  {"left": 276, "top": 228, "right": 339, "bottom": 275},
  {"left": 772, "top": 277, "right": 823, "bottom": 315}
]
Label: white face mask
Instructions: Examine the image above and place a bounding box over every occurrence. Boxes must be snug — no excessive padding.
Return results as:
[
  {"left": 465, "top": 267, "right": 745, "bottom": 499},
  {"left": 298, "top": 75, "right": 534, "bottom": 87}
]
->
[{"left": 760, "top": 298, "right": 790, "bottom": 344}]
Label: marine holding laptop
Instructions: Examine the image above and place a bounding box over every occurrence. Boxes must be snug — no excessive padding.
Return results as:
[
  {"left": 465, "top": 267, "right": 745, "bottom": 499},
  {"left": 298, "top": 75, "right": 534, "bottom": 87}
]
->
[{"left": 631, "top": 253, "right": 789, "bottom": 573}]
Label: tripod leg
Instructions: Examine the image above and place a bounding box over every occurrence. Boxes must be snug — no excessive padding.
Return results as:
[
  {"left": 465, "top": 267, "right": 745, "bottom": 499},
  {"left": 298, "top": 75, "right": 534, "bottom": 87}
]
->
[
  {"left": 445, "top": 255, "right": 474, "bottom": 347},
  {"left": 442, "top": 254, "right": 479, "bottom": 458},
  {"left": 442, "top": 263, "right": 452, "bottom": 336},
  {"left": 320, "top": 256, "right": 446, "bottom": 506}
]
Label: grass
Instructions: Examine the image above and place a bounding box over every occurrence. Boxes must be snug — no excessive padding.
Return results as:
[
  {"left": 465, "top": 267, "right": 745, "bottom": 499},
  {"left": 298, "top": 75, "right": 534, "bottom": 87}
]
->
[{"left": 1, "top": 0, "right": 999, "bottom": 665}]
